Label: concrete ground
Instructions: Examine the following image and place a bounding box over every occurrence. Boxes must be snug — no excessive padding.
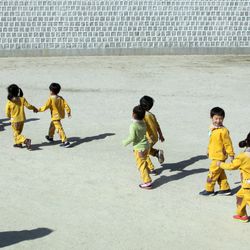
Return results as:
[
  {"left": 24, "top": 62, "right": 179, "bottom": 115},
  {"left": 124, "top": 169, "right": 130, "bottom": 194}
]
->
[{"left": 0, "top": 55, "right": 250, "bottom": 250}]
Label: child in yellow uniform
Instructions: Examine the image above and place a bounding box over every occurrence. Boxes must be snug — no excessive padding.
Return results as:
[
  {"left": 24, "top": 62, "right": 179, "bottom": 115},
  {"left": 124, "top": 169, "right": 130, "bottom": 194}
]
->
[
  {"left": 123, "top": 105, "right": 152, "bottom": 189},
  {"left": 217, "top": 133, "right": 250, "bottom": 222},
  {"left": 139, "top": 96, "right": 165, "bottom": 175},
  {"left": 199, "top": 107, "right": 234, "bottom": 196},
  {"left": 5, "top": 84, "right": 37, "bottom": 150},
  {"left": 38, "top": 83, "right": 71, "bottom": 148}
]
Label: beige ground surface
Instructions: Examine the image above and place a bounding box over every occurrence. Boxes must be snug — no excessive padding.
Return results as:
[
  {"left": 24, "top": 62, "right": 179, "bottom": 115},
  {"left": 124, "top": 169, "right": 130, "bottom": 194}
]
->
[{"left": 0, "top": 55, "right": 250, "bottom": 250}]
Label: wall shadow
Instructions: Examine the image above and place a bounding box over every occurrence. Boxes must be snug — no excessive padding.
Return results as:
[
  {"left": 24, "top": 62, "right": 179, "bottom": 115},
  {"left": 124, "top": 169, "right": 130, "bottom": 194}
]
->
[
  {"left": 0, "top": 228, "right": 53, "bottom": 248},
  {"left": 153, "top": 155, "right": 207, "bottom": 189}
]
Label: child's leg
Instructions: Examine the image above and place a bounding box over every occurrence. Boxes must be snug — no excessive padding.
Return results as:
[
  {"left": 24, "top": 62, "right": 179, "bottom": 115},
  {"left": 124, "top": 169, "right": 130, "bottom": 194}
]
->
[
  {"left": 53, "top": 120, "right": 67, "bottom": 142},
  {"left": 217, "top": 169, "right": 230, "bottom": 191},
  {"left": 206, "top": 160, "right": 229, "bottom": 192},
  {"left": 236, "top": 188, "right": 248, "bottom": 216},
  {"left": 11, "top": 122, "right": 26, "bottom": 144},
  {"left": 134, "top": 150, "right": 152, "bottom": 184},
  {"left": 48, "top": 121, "right": 56, "bottom": 138}
]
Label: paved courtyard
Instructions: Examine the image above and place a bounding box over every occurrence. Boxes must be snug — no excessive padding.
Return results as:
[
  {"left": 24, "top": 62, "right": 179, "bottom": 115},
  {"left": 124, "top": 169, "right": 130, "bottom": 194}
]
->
[{"left": 0, "top": 55, "right": 250, "bottom": 249}]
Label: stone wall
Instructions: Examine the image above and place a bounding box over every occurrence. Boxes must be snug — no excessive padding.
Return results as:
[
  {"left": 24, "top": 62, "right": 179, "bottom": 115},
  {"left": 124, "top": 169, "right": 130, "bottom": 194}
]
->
[{"left": 0, "top": 0, "right": 249, "bottom": 56}]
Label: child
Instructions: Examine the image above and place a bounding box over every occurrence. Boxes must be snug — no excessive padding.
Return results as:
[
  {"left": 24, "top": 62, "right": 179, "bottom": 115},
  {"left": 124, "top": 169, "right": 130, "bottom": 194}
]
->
[
  {"left": 199, "top": 107, "right": 234, "bottom": 196},
  {"left": 123, "top": 105, "right": 152, "bottom": 189},
  {"left": 5, "top": 84, "right": 37, "bottom": 150},
  {"left": 139, "top": 96, "right": 165, "bottom": 174},
  {"left": 38, "top": 83, "right": 71, "bottom": 148},
  {"left": 217, "top": 133, "right": 250, "bottom": 222}
]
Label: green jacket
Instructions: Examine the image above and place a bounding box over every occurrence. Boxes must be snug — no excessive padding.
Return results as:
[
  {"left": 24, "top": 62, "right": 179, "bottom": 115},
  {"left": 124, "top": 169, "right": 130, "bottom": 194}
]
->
[{"left": 123, "top": 120, "right": 149, "bottom": 151}]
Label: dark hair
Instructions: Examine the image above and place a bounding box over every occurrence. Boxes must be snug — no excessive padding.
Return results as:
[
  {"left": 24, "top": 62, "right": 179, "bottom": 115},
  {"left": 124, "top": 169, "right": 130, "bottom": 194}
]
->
[
  {"left": 133, "top": 105, "right": 145, "bottom": 120},
  {"left": 239, "top": 133, "right": 250, "bottom": 148},
  {"left": 49, "top": 83, "right": 61, "bottom": 95},
  {"left": 210, "top": 107, "right": 225, "bottom": 118},
  {"left": 7, "top": 84, "right": 23, "bottom": 101},
  {"left": 140, "top": 96, "right": 154, "bottom": 111}
]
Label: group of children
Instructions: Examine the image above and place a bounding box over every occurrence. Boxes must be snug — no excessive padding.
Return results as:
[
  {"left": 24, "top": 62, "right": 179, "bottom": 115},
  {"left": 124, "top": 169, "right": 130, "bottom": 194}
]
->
[
  {"left": 5, "top": 83, "right": 71, "bottom": 149},
  {"left": 123, "top": 102, "right": 250, "bottom": 223}
]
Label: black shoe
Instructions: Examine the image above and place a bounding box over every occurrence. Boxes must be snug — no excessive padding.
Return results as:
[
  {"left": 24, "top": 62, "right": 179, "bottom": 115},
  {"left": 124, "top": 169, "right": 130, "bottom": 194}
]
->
[
  {"left": 13, "top": 144, "right": 23, "bottom": 148},
  {"left": 217, "top": 189, "right": 232, "bottom": 196},
  {"left": 199, "top": 190, "right": 215, "bottom": 196},
  {"left": 45, "top": 135, "right": 54, "bottom": 142},
  {"left": 149, "top": 170, "right": 158, "bottom": 176},
  {"left": 60, "top": 141, "right": 71, "bottom": 148}
]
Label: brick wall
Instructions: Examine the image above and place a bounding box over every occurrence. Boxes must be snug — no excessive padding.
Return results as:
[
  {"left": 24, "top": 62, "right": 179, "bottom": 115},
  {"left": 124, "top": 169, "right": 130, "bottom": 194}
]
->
[{"left": 0, "top": 0, "right": 249, "bottom": 56}]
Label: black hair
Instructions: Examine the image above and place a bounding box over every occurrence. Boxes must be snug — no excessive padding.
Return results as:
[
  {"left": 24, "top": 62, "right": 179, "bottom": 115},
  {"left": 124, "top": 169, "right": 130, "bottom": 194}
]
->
[
  {"left": 210, "top": 107, "right": 225, "bottom": 118},
  {"left": 239, "top": 133, "right": 250, "bottom": 148},
  {"left": 133, "top": 105, "right": 145, "bottom": 120},
  {"left": 140, "top": 95, "right": 154, "bottom": 111},
  {"left": 7, "top": 84, "right": 23, "bottom": 101},
  {"left": 49, "top": 83, "right": 61, "bottom": 95}
]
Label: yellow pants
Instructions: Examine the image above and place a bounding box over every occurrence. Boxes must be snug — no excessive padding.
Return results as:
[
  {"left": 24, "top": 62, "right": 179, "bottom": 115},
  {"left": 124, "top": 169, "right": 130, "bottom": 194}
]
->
[
  {"left": 134, "top": 150, "right": 152, "bottom": 184},
  {"left": 235, "top": 187, "right": 250, "bottom": 216},
  {"left": 206, "top": 160, "right": 230, "bottom": 192},
  {"left": 147, "top": 142, "right": 158, "bottom": 171},
  {"left": 48, "top": 120, "right": 67, "bottom": 142},
  {"left": 11, "top": 122, "right": 26, "bottom": 144}
]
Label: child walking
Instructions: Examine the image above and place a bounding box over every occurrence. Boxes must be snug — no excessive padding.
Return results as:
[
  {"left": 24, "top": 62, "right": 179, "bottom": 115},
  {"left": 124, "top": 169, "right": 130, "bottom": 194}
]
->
[
  {"left": 199, "top": 107, "right": 235, "bottom": 196},
  {"left": 217, "top": 133, "right": 250, "bottom": 222},
  {"left": 38, "top": 83, "right": 71, "bottom": 148},
  {"left": 123, "top": 105, "right": 152, "bottom": 189},
  {"left": 5, "top": 84, "right": 37, "bottom": 150},
  {"left": 139, "top": 96, "right": 165, "bottom": 174}
]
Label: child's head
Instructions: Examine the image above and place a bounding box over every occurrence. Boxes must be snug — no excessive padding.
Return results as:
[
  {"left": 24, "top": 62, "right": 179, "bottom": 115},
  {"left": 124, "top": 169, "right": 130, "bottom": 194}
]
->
[
  {"left": 133, "top": 105, "right": 145, "bottom": 120},
  {"left": 140, "top": 96, "right": 154, "bottom": 111},
  {"left": 49, "top": 83, "right": 61, "bottom": 95},
  {"left": 7, "top": 84, "right": 23, "bottom": 100},
  {"left": 210, "top": 107, "right": 225, "bottom": 127},
  {"left": 239, "top": 133, "right": 250, "bottom": 148}
]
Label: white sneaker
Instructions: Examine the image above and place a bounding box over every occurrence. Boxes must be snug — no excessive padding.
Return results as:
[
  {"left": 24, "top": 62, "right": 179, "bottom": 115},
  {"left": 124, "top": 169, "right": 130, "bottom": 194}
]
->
[{"left": 158, "top": 150, "right": 164, "bottom": 164}]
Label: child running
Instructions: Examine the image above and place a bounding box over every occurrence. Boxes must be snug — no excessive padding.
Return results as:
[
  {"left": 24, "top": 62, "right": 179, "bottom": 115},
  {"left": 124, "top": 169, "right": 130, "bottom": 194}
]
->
[
  {"left": 38, "top": 83, "right": 71, "bottom": 148},
  {"left": 123, "top": 105, "right": 152, "bottom": 189},
  {"left": 5, "top": 84, "right": 37, "bottom": 150},
  {"left": 199, "top": 107, "right": 234, "bottom": 196},
  {"left": 139, "top": 96, "right": 165, "bottom": 174},
  {"left": 217, "top": 133, "right": 250, "bottom": 222}
]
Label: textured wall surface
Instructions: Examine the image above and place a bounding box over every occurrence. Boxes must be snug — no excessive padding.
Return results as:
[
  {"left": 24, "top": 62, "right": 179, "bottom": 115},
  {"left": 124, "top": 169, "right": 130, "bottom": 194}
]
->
[{"left": 0, "top": 0, "right": 249, "bottom": 56}]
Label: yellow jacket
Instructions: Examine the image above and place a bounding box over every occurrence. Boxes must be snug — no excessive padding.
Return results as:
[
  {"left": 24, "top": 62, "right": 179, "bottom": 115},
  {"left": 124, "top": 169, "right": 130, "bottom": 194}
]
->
[
  {"left": 6, "top": 97, "right": 36, "bottom": 123},
  {"left": 208, "top": 126, "right": 234, "bottom": 161},
  {"left": 38, "top": 95, "right": 71, "bottom": 121},
  {"left": 220, "top": 152, "right": 250, "bottom": 189},
  {"left": 144, "top": 111, "right": 160, "bottom": 144}
]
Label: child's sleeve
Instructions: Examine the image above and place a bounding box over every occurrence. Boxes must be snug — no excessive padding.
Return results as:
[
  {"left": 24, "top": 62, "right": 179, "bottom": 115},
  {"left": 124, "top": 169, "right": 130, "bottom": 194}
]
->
[
  {"left": 222, "top": 129, "right": 235, "bottom": 157},
  {"left": 122, "top": 124, "right": 136, "bottom": 146},
  {"left": 5, "top": 102, "right": 11, "bottom": 118},
  {"left": 23, "top": 98, "right": 36, "bottom": 111},
  {"left": 64, "top": 99, "right": 71, "bottom": 114},
  {"left": 38, "top": 98, "right": 51, "bottom": 112},
  {"left": 220, "top": 155, "right": 242, "bottom": 170}
]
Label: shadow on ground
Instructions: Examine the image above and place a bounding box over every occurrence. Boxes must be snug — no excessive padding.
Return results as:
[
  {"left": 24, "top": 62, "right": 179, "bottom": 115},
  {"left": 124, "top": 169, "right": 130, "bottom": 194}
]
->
[
  {"left": 31, "top": 133, "right": 115, "bottom": 150},
  {"left": 0, "top": 228, "right": 53, "bottom": 248},
  {"left": 153, "top": 155, "right": 208, "bottom": 189},
  {"left": 0, "top": 118, "right": 40, "bottom": 131}
]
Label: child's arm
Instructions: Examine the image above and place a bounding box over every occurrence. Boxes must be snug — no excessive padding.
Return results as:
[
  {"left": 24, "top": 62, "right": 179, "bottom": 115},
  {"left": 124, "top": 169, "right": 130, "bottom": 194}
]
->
[
  {"left": 5, "top": 102, "right": 11, "bottom": 118},
  {"left": 217, "top": 156, "right": 242, "bottom": 170},
  {"left": 23, "top": 98, "right": 38, "bottom": 112},
  {"left": 38, "top": 98, "right": 51, "bottom": 112},
  {"left": 122, "top": 124, "right": 136, "bottom": 146},
  {"left": 64, "top": 99, "right": 71, "bottom": 117},
  {"left": 222, "top": 129, "right": 235, "bottom": 159},
  {"left": 153, "top": 115, "right": 165, "bottom": 142}
]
